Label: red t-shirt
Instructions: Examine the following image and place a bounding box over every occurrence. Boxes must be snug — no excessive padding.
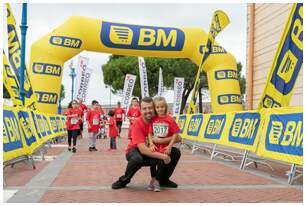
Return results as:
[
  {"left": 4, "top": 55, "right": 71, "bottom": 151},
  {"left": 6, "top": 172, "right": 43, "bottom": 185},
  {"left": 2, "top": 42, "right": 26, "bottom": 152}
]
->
[
  {"left": 126, "top": 117, "right": 150, "bottom": 153},
  {"left": 149, "top": 115, "right": 180, "bottom": 153},
  {"left": 86, "top": 109, "right": 102, "bottom": 133},
  {"left": 64, "top": 108, "right": 83, "bottom": 131},
  {"left": 127, "top": 106, "right": 141, "bottom": 126},
  {"left": 113, "top": 107, "right": 125, "bottom": 122},
  {"left": 108, "top": 117, "right": 119, "bottom": 138}
]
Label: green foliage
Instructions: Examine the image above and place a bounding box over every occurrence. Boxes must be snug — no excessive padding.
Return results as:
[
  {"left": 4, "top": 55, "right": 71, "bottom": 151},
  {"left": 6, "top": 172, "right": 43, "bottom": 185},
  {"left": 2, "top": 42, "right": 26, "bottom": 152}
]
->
[
  {"left": 60, "top": 84, "right": 65, "bottom": 100},
  {"left": 102, "top": 55, "right": 201, "bottom": 98}
]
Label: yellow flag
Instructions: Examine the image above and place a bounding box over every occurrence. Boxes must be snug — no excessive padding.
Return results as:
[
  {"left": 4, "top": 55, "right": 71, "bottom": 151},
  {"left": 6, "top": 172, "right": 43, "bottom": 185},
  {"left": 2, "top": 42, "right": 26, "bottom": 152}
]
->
[
  {"left": 258, "top": 4, "right": 303, "bottom": 108},
  {"left": 3, "top": 51, "right": 23, "bottom": 106},
  {"left": 6, "top": 3, "right": 38, "bottom": 110},
  {"left": 187, "top": 10, "right": 230, "bottom": 114}
]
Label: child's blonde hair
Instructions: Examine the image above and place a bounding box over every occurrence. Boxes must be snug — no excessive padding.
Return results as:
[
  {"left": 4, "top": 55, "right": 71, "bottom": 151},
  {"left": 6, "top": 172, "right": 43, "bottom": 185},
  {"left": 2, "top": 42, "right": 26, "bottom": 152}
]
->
[{"left": 153, "top": 96, "right": 168, "bottom": 115}]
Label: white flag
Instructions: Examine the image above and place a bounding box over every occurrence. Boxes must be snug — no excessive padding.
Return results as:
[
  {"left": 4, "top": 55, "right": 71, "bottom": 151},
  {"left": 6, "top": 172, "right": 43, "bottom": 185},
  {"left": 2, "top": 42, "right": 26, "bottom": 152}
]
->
[
  {"left": 75, "top": 56, "right": 91, "bottom": 101},
  {"left": 157, "top": 67, "right": 164, "bottom": 96},
  {"left": 173, "top": 77, "right": 184, "bottom": 116},
  {"left": 138, "top": 57, "right": 149, "bottom": 98},
  {"left": 122, "top": 74, "right": 137, "bottom": 113}
]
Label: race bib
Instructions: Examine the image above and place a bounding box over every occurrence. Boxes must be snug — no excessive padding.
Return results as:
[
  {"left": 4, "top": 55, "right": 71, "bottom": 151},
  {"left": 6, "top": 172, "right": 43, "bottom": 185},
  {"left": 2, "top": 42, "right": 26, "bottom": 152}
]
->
[
  {"left": 116, "top": 114, "right": 122, "bottom": 118},
  {"left": 71, "top": 118, "right": 78, "bottom": 125},
  {"left": 93, "top": 118, "right": 99, "bottom": 125},
  {"left": 153, "top": 123, "right": 169, "bottom": 137},
  {"left": 100, "top": 114, "right": 104, "bottom": 119}
]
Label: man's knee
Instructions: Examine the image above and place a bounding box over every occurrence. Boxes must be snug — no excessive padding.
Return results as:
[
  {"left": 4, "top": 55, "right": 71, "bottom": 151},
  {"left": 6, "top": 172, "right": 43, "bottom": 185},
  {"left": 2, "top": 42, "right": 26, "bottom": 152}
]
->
[
  {"left": 171, "top": 147, "right": 181, "bottom": 158},
  {"left": 130, "top": 155, "right": 144, "bottom": 166}
]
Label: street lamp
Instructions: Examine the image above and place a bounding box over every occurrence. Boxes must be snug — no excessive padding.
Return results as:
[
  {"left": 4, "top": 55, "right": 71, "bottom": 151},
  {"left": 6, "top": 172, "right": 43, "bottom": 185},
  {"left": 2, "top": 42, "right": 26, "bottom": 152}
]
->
[{"left": 69, "top": 61, "right": 76, "bottom": 101}]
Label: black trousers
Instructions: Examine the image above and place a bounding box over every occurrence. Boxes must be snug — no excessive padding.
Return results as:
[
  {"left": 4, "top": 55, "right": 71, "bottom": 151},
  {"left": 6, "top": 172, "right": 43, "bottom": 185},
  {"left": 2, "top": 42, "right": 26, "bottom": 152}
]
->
[
  {"left": 67, "top": 130, "right": 79, "bottom": 147},
  {"left": 116, "top": 121, "right": 122, "bottom": 135},
  {"left": 110, "top": 137, "right": 117, "bottom": 149},
  {"left": 118, "top": 147, "right": 181, "bottom": 185}
]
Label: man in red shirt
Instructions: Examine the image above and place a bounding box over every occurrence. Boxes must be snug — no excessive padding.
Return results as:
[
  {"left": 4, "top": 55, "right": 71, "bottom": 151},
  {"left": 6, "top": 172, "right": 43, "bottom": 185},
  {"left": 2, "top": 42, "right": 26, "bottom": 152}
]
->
[
  {"left": 112, "top": 97, "right": 182, "bottom": 190},
  {"left": 78, "top": 99, "right": 88, "bottom": 138},
  {"left": 127, "top": 97, "right": 141, "bottom": 139},
  {"left": 113, "top": 101, "right": 125, "bottom": 138}
]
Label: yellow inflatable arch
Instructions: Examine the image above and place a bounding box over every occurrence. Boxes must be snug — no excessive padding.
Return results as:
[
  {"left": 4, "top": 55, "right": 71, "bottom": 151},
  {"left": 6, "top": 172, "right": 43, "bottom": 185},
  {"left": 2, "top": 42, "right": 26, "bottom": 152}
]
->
[{"left": 29, "top": 16, "right": 243, "bottom": 114}]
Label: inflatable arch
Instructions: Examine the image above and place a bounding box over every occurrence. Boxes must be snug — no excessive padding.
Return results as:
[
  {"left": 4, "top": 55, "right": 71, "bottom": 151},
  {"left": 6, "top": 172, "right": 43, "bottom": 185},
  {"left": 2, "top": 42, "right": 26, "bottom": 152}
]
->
[{"left": 29, "top": 16, "right": 243, "bottom": 114}]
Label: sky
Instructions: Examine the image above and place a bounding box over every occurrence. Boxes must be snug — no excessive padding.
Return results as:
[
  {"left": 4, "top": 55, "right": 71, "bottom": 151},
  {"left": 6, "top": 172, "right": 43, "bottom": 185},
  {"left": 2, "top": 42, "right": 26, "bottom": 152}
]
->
[{"left": 4, "top": 3, "right": 247, "bottom": 106}]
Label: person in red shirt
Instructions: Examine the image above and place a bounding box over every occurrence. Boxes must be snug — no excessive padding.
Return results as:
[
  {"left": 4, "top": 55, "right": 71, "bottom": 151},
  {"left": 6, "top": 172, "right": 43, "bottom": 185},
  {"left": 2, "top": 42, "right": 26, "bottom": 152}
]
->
[
  {"left": 147, "top": 96, "right": 180, "bottom": 192},
  {"left": 64, "top": 100, "right": 83, "bottom": 153},
  {"left": 112, "top": 97, "right": 182, "bottom": 190},
  {"left": 127, "top": 97, "right": 141, "bottom": 139},
  {"left": 78, "top": 99, "right": 88, "bottom": 138},
  {"left": 113, "top": 102, "right": 125, "bottom": 138},
  {"left": 86, "top": 100, "right": 101, "bottom": 151},
  {"left": 106, "top": 110, "right": 119, "bottom": 151}
]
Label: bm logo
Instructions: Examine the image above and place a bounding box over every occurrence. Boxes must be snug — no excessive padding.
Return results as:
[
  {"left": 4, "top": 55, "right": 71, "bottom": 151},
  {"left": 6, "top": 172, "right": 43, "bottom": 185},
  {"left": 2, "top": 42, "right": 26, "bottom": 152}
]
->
[
  {"left": 177, "top": 115, "right": 187, "bottom": 134},
  {"left": 33, "top": 62, "right": 62, "bottom": 76},
  {"left": 36, "top": 91, "right": 58, "bottom": 104},
  {"left": 204, "top": 115, "right": 226, "bottom": 139},
  {"left": 50, "top": 36, "right": 82, "bottom": 49},
  {"left": 101, "top": 21, "right": 185, "bottom": 51},
  {"left": 187, "top": 114, "right": 203, "bottom": 137},
  {"left": 3, "top": 110, "right": 23, "bottom": 152},
  {"left": 270, "top": 4, "right": 303, "bottom": 95},
  {"left": 229, "top": 113, "right": 260, "bottom": 145},
  {"left": 266, "top": 113, "right": 303, "bottom": 156}
]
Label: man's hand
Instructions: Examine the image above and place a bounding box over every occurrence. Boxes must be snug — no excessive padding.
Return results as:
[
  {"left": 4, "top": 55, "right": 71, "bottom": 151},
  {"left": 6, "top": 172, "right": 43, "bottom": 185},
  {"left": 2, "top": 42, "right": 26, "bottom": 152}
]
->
[{"left": 164, "top": 145, "right": 172, "bottom": 155}]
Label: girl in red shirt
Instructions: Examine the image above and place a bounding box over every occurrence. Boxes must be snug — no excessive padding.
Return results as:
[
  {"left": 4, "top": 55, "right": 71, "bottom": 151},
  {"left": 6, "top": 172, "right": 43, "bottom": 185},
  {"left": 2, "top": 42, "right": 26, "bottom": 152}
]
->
[
  {"left": 147, "top": 96, "right": 180, "bottom": 192},
  {"left": 127, "top": 97, "right": 141, "bottom": 139},
  {"left": 106, "top": 110, "right": 119, "bottom": 151},
  {"left": 64, "top": 100, "right": 83, "bottom": 153}
]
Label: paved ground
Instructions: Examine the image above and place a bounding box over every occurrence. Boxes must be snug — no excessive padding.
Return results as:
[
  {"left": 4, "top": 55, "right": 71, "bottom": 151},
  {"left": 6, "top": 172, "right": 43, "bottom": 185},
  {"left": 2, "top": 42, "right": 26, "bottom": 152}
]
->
[{"left": 3, "top": 129, "right": 303, "bottom": 203}]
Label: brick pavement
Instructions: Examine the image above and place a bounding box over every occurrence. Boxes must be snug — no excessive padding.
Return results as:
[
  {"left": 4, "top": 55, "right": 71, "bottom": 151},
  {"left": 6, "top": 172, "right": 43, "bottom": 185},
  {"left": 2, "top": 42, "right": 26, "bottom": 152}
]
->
[{"left": 4, "top": 129, "right": 303, "bottom": 202}]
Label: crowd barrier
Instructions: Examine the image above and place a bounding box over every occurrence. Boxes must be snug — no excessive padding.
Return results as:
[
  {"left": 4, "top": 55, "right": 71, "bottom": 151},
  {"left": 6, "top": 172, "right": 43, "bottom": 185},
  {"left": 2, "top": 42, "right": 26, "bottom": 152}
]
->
[
  {"left": 176, "top": 106, "right": 303, "bottom": 184},
  {"left": 3, "top": 105, "right": 67, "bottom": 164}
]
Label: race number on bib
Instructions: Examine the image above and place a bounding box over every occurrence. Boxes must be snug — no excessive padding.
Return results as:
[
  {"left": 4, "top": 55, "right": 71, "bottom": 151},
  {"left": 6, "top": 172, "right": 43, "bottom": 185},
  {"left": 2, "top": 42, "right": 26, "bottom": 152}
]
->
[
  {"left": 93, "top": 118, "right": 99, "bottom": 125},
  {"left": 71, "top": 118, "right": 78, "bottom": 125},
  {"left": 153, "top": 123, "right": 169, "bottom": 137}
]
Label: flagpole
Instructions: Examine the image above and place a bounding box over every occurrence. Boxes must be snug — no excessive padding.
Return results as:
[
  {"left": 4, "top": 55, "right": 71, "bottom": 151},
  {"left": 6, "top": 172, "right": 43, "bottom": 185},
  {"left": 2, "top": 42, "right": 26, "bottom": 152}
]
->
[{"left": 20, "top": 3, "right": 28, "bottom": 105}]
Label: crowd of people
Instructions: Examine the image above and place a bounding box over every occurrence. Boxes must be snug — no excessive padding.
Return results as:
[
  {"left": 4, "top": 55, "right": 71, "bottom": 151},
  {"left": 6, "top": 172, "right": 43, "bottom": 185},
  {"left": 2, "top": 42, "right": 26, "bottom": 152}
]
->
[{"left": 64, "top": 96, "right": 181, "bottom": 192}]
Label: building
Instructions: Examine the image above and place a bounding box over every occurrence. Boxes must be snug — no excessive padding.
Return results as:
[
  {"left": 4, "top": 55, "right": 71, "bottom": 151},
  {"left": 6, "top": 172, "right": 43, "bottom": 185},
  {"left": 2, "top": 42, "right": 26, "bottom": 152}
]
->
[{"left": 246, "top": 3, "right": 303, "bottom": 109}]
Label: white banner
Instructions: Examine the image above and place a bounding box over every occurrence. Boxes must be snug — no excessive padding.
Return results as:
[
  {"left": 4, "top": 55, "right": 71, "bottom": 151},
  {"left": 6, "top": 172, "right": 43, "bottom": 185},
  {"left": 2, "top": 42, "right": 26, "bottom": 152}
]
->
[
  {"left": 75, "top": 56, "right": 91, "bottom": 101},
  {"left": 157, "top": 67, "right": 164, "bottom": 96},
  {"left": 173, "top": 77, "right": 184, "bottom": 116},
  {"left": 138, "top": 57, "right": 149, "bottom": 98},
  {"left": 122, "top": 74, "right": 137, "bottom": 113}
]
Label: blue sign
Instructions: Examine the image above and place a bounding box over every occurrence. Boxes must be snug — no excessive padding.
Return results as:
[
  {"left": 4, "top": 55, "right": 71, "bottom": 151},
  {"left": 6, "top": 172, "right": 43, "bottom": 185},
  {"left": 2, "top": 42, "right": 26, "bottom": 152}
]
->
[
  {"left": 229, "top": 112, "right": 261, "bottom": 145},
  {"left": 101, "top": 21, "right": 185, "bottom": 51},
  {"left": 49, "top": 36, "right": 82, "bottom": 49},
  {"left": 265, "top": 113, "right": 303, "bottom": 156},
  {"left": 32, "top": 62, "right": 62, "bottom": 76},
  {"left": 187, "top": 114, "right": 203, "bottom": 136},
  {"left": 18, "top": 111, "right": 37, "bottom": 147},
  {"left": 204, "top": 115, "right": 226, "bottom": 139},
  {"left": 177, "top": 115, "right": 187, "bottom": 134}
]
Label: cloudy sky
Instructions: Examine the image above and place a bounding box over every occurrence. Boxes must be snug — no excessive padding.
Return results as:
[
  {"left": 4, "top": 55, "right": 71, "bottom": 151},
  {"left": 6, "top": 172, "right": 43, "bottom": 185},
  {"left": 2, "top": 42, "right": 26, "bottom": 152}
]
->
[{"left": 4, "top": 3, "right": 247, "bottom": 106}]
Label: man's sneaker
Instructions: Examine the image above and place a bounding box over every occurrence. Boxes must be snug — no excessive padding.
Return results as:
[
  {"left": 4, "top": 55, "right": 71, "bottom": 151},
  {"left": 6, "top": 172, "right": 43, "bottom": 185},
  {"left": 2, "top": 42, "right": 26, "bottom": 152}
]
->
[
  {"left": 160, "top": 180, "right": 178, "bottom": 188},
  {"left": 112, "top": 180, "right": 126, "bottom": 189},
  {"left": 72, "top": 148, "right": 76, "bottom": 153},
  {"left": 92, "top": 147, "right": 98, "bottom": 151},
  {"left": 68, "top": 148, "right": 71, "bottom": 151}
]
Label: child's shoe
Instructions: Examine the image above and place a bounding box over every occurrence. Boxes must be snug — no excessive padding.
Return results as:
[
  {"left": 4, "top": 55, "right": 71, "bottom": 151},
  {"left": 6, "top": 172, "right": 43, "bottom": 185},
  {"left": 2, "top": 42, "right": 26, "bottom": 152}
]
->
[{"left": 72, "top": 147, "right": 77, "bottom": 153}]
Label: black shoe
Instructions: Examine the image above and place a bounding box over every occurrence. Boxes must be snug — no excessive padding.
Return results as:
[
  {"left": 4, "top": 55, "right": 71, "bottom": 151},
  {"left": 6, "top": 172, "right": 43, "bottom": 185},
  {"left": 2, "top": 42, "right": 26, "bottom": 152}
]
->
[
  {"left": 92, "top": 147, "right": 98, "bottom": 151},
  {"left": 68, "top": 148, "right": 71, "bottom": 151},
  {"left": 112, "top": 180, "right": 127, "bottom": 189},
  {"left": 72, "top": 148, "right": 76, "bottom": 153},
  {"left": 89, "top": 147, "right": 93, "bottom": 151},
  {"left": 160, "top": 180, "right": 178, "bottom": 188}
]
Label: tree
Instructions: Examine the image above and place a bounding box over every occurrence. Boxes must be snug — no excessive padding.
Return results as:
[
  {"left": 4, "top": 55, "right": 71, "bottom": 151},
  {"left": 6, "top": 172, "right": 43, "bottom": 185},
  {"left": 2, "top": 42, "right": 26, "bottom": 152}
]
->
[
  {"left": 102, "top": 55, "right": 204, "bottom": 113},
  {"left": 237, "top": 62, "right": 246, "bottom": 95}
]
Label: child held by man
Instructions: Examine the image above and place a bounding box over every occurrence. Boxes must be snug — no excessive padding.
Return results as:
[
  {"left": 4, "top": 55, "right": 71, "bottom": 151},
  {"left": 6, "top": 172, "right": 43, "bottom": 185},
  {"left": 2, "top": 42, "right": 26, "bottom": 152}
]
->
[
  {"left": 106, "top": 110, "right": 119, "bottom": 151},
  {"left": 147, "top": 97, "right": 180, "bottom": 192}
]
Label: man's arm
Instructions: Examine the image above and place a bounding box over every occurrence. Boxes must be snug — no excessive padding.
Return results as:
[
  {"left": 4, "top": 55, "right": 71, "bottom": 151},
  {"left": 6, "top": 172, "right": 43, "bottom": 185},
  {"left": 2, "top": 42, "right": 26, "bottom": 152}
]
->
[
  {"left": 137, "top": 143, "right": 169, "bottom": 160},
  {"left": 152, "top": 135, "right": 182, "bottom": 145}
]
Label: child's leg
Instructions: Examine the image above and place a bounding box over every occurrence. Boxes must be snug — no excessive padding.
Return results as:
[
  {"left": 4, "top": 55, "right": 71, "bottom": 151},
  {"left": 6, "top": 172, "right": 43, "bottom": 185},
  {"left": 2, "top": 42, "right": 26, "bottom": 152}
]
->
[
  {"left": 92, "top": 132, "right": 97, "bottom": 148},
  {"left": 88, "top": 132, "right": 93, "bottom": 149},
  {"left": 113, "top": 137, "right": 117, "bottom": 149},
  {"left": 67, "top": 130, "right": 72, "bottom": 148},
  {"left": 72, "top": 130, "right": 78, "bottom": 147}
]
